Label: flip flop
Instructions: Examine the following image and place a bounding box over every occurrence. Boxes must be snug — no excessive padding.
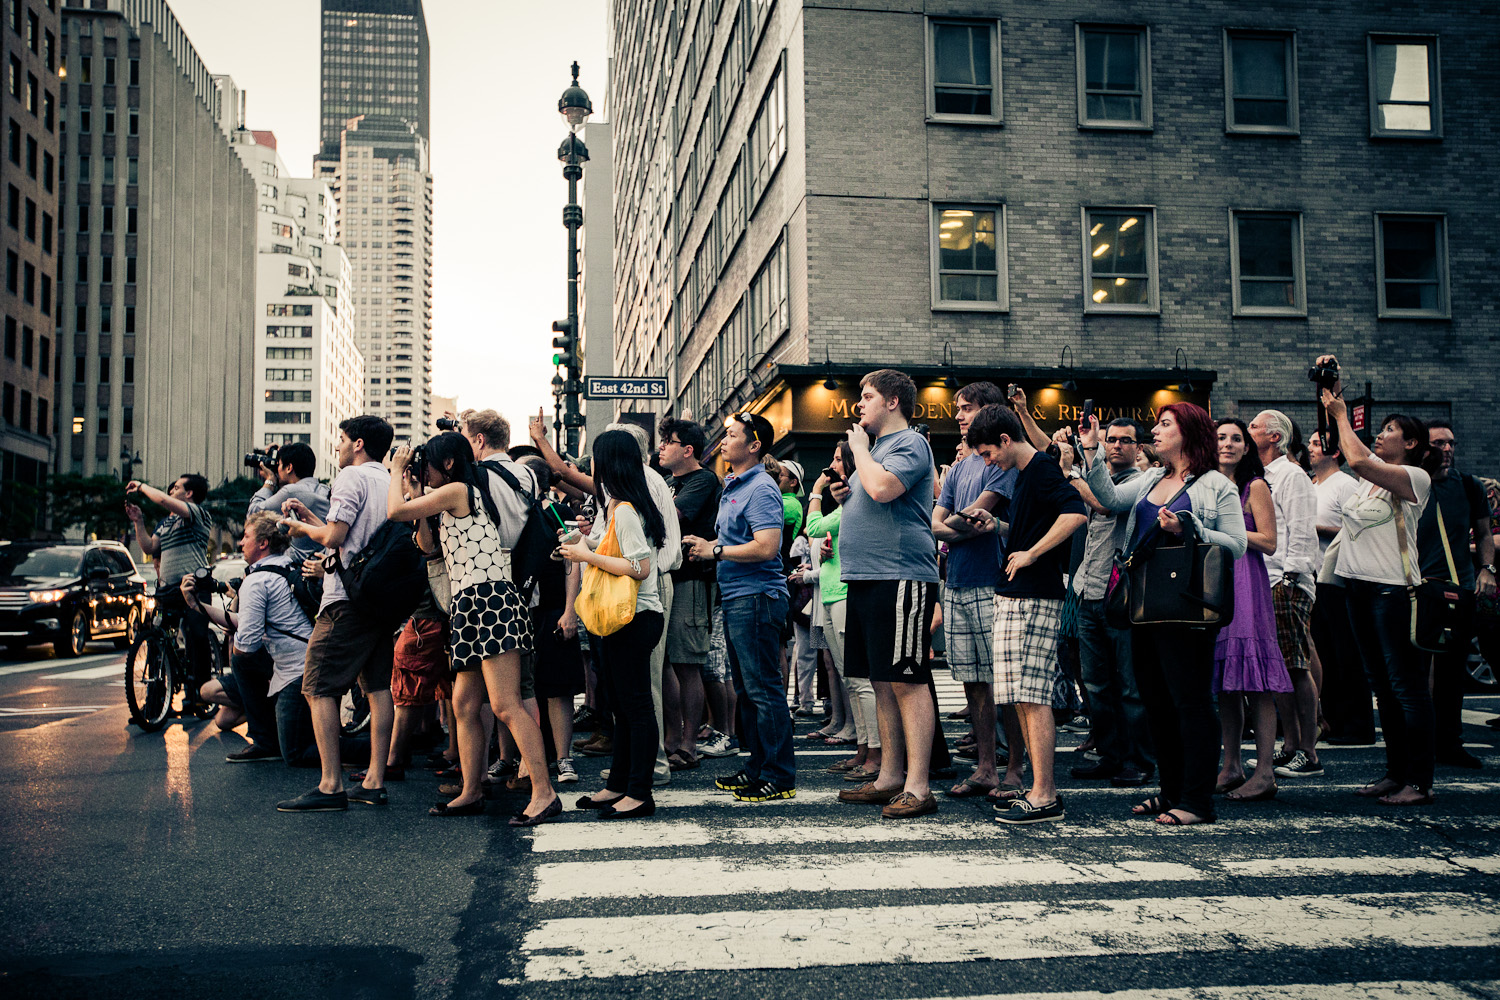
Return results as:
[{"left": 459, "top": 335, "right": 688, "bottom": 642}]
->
[
  {"left": 1214, "top": 776, "right": 1247, "bottom": 795},
  {"left": 984, "top": 782, "right": 1027, "bottom": 804},
  {"left": 1131, "top": 795, "right": 1173, "bottom": 816},
  {"left": 1226, "top": 784, "right": 1278, "bottom": 802},
  {"left": 944, "top": 777, "right": 998, "bottom": 799}
]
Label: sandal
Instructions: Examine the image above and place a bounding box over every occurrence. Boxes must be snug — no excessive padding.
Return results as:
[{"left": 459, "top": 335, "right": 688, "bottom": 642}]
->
[
  {"left": 944, "top": 777, "right": 998, "bottom": 799},
  {"left": 985, "top": 782, "right": 1028, "bottom": 804},
  {"left": 1156, "top": 809, "right": 1215, "bottom": 826},
  {"left": 1378, "top": 786, "right": 1435, "bottom": 806},
  {"left": 827, "top": 759, "right": 861, "bottom": 773},
  {"left": 1355, "top": 776, "right": 1402, "bottom": 798},
  {"left": 667, "top": 751, "right": 700, "bottom": 771},
  {"left": 1131, "top": 795, "right": 1173, "bottom": 816},
  {"left": 1226, "top": 783, "right": 1278, "bottom": 802},
  {"left": 1214, "top": 775, "right": 1246, "bottom": 795},
  {"left": 842, "top": 766, "right": 881, "bottom": 782}
]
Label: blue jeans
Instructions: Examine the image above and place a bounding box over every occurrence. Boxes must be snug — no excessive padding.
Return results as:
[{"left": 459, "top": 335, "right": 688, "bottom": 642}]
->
[
  {"left": 1345, "top": 579, "right": 1434, "bottom": 790},
  {"left": 1076, "top": 599, "right": 1154, "bottom": 772},
  {"left": 226, "top": 648, "right": 318, "bottom": 766},
  {"left": 723, "top": 592, "right": 795, "bottom": 787}
]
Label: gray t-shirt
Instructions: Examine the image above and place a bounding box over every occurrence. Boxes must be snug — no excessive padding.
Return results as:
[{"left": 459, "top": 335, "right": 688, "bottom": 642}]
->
[
  {"left": 321, "top": 461, "right": 391, "bottom": 611},
  {"left": 839, "top": 427, "right": 939, "bottom": 583},
  {"left": 249, "top": 479, "right": 330, "bottom": 559},
  {"left": 1077, "top": 465, "right": 1143, "bottom": 600}
]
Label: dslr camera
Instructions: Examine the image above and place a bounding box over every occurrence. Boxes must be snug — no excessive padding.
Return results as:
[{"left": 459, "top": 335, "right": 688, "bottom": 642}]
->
[
  {"left": 244, "top": 444, "right": 279, "bottom": 470},
  {"left": 435, "top": 417, "right": 460, "bottom": 432},
  {"left": 191, "top": 565, "right": 230, "bottom": 599},
  {"left": 409, "top": 444, "right": 428, "bottom": 476},
  {"left": 1307, "top": 360, "right": 1340, "bottom": 390}
]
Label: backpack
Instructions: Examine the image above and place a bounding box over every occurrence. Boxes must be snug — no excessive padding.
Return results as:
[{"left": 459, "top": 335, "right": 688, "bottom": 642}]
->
[
  {"left": 330, "top": 519, "right": 426, "bottom": 623},
  {"left": 478, "top": 460, "right": 556, "bottom": 600},
  {"left": 245, "top": 561, "right": 319, "bottom": 641}
]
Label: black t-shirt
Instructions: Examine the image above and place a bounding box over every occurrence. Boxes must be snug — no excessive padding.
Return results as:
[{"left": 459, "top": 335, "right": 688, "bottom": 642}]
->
[
  {"left": 1418, "top": 472, "right": 1483, "bottom": 587},
  {"left": 667, "top": 466, "right": 722, "bottom": 581},
  {"left": 995, "top": 452, "right": 1089, "bottom": 600}
]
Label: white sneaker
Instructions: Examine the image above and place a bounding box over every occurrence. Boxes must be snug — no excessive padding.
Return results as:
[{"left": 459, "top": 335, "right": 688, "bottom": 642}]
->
[
  {"left": 699, "top": 730, "right": 735, "bottom": 758},
  {"left": 555, "top": 758, "right": 579, "bottom": 783}
]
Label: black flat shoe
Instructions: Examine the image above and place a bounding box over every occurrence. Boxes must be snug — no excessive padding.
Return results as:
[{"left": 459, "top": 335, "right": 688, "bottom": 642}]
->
[
  {"left": 510, "top": 796, "right": 563, "bottom": 827},
  {"left": 599, "top": 799, "right": 655, "bottom": 819},
  {"left": 575, "top": 794, "right": 622, "bottom": 810},
  {"left": 429, "top": 799, "right": 485, "bottom": 817}
]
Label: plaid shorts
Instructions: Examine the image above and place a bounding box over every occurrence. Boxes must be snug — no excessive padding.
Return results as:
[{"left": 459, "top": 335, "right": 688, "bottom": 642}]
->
[
  {"left": 1272, "top": 582, "right": 1315, "bottom": 671},
  {"left": 943, "top": 586, "right": 995, "bottom": 684},
  {"left": 993, "top": 595, "right": 1064, "bottom": 707}
]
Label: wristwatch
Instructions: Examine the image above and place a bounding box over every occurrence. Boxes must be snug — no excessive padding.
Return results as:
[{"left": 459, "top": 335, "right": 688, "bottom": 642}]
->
[
  {"left": 713, "top": 544, "right": 725, "bottom": 562},
  {"left": 1483, "top": 563, "right": 1497, "bottom": 576}
]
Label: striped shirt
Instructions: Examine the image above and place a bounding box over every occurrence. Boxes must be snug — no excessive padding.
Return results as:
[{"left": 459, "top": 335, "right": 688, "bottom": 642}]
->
[{"left": 153, "top": 502, "right": 212, "bottom": 587}]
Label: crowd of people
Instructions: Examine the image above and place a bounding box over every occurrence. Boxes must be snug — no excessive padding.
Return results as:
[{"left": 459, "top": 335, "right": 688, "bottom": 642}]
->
[{"left": 120, "top": 353, "right": 1498, "bottom": 826}]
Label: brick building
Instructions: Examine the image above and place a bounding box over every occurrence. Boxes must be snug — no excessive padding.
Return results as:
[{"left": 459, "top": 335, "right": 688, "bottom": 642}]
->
[
  {"left": 1, "top": 0, "right": 62, "bottom": 532},
  {"left": 607, "top": 0, "right": 1497, "bottom": 467}
]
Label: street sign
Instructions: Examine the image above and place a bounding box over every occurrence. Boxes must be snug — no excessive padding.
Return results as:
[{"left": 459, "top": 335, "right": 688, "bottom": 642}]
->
[
  {"left": 1350, "top": 403, "right": 1367, "bottom": 432},
  {"left": 584, "top": 377, "right": 667, "bottom": 400}
]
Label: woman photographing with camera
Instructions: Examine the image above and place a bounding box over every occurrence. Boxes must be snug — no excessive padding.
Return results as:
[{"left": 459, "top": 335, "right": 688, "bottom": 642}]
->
[
  {"left": 562, "top": 430, "right": 668, "bottom": 820},
  {"left": 1081, "top": 403, "right": 1247, "bottom": 826},
  {"left": 385, "top": 432, "right": 560, "bottom": 826},
  {"left": 1316, "top": 354, "right": 1437, "bottom": 806}
]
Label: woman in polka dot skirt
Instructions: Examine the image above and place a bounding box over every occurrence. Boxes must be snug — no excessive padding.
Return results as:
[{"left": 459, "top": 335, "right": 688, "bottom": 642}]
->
[{"left": 386, "top": 432, "right": 561, "bottom": 826}]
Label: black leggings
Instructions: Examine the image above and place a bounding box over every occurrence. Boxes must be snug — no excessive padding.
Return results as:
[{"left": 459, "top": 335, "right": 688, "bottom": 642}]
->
[
  {"left": 599, "top": 611, "right": 665, "bottom": 800},
  {"left": 1345, "top": 580, "right": 1434, "bottom": 790},
  {"left": 1131, "top": 623, "right": 1220, "bottom": 819}
]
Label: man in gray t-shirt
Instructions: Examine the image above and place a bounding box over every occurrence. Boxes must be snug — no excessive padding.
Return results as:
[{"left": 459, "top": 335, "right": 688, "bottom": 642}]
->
[
  {"left": 832, "top": 369, "right": 947, "bottom": 820},
  {"left": 248, "top": 441, "right": 330, "bottom": 561}
]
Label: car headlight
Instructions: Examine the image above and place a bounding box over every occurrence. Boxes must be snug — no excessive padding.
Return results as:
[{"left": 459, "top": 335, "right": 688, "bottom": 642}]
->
[
  {"left": 29, "top": 589, "right": 68, "bottom": 604},
  {"left": 144, "top": 596, "right": 157, "bottom": 612}
]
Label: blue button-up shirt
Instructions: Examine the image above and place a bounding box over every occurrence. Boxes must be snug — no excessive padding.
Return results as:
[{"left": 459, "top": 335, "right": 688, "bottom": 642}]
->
[{"left": 715, "top": 463, "right": 788, "bottom": 601}]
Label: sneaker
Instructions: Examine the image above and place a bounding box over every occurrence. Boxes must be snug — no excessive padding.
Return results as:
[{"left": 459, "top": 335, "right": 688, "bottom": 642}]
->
[
  {"left": 715, "top": 769, "right": 755, "bottom": 791},
  {"left": 698, "top": 730, "right": 734, "bottom": 757},
  {"left": 226, "top": 744, "right": 282, "bottom": 763},
  {"left": 488, "top": 758, "right": 519, "bottom": 782},
  {"left": 276, "top": 787, "right": 348, "bottom": 812},
  {"left": 1059, "top": 715, "right": 1091, "bottom": 734},
  {"left": 732, "top": 779, "right": 796, "bottom": 802},
  {"left": 1274, "top": 751, "right": 1325, "bottom": 778},
  {"left": 993, "top": 796, "right": 1065, "bottom": 825},
  {"left": 555, "top": 758, "right": 579, "bottom": 783},
  {"left": 1248, "top": 750, "right": 1296, "bottom": 771}
]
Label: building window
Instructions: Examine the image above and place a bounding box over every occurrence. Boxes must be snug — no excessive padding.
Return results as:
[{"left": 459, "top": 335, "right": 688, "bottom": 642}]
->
[
  {"left": 926, "top": 19, "right": 1000, "bottom": 123},
  {"left": 1368, "top": 34, "right": 1441, "bottom": 138},
  {"left": 1229, "top": 211, "right": 1304, "bottom": 316},
  {"left": 1076, "top": 25, "right": 1151, "bottom": 129},
  {"left": 932, "top": 205, "right": 1007, "bottom": 310},
  {"left": 266, "top": 347, "right": 312, "bottom": 360},
  {"left": 1224, "top": 30, "right": 1298, "bottom": 134},
  {"left": 264, "top": 411, "right": 312, "bottom": 424},
  {"left": 1082, "top": 208, "right": 1157, "bottom": 313},
  {"left": 1374, "top": 213, "right": 1448, "bottom": 318},
  {"left": 747, "top": 228, "right": 790, "bottom": 360},
  {"left": 747, "top": 53, "right": 787, "bottom": 210}
]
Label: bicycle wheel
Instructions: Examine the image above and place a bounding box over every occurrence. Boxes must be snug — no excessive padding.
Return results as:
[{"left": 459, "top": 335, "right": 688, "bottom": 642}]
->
[{"left": 125, "top": 630, "right": 174, "bottom": 732}]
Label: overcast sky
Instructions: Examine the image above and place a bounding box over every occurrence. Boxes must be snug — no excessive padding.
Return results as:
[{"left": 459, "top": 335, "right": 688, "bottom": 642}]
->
[{"left": 167, "top": 0, "right": 610, "bottom": 423}]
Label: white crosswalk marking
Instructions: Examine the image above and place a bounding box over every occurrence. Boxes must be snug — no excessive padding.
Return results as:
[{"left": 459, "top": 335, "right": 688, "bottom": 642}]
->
[{"left": 916, "top": 983, "right": 1500, "bottom": 1000}]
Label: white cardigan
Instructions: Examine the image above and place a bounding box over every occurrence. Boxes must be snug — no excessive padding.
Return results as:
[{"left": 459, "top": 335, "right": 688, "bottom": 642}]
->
[{"left": 1084, "top": 445, "right": 1249, "bottom": 559}]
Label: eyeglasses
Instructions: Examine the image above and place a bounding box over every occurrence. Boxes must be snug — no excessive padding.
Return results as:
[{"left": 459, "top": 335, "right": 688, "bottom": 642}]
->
[{"left": 1105, "top": 436, "right": 1137, "bottom": 445}]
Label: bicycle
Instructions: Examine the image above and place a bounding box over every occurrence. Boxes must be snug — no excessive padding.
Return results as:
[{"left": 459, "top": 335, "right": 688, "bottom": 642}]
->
[{"left": 125, "top": 593, "right": 225, "bottom": 732}]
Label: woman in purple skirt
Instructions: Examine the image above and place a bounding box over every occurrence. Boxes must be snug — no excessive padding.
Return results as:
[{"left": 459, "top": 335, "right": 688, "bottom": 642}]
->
[{"left": 1213, "top": 418, "right": 1292, "bottom": 803}]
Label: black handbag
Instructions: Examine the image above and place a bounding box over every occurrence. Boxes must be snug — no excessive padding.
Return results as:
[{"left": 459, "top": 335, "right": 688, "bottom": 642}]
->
[
  {"left": 1104, "top": 476, "right": 1235, "bottom": 629},
  {"left": 1396, "top": 500, "right": 1476, "bottom": 654}
]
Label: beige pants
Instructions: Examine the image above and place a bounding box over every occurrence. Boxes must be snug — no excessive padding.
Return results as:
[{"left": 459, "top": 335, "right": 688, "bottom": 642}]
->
[
  {"left": 649, "top": 573, "right": 675, "bottom": 782},
  {"left": 825, "top": 599, "right": 878, "bottom": 748}
]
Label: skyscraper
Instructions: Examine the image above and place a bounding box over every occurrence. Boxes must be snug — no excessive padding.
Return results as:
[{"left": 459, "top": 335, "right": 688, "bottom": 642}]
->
[{"left": 317, "top": 0, "right": 429, "bottom": 162}]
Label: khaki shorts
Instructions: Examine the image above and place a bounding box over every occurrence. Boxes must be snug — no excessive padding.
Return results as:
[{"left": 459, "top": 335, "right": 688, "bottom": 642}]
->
[
  {"left": 302, "top": 601, "right": 395, "bottom": 699},
  {"left": 665, "top": 577, "right": 713, "bottom": 664}
]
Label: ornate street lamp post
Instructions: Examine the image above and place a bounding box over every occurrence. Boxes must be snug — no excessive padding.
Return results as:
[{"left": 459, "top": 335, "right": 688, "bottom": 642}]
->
[{"left": 553, "top": 62, "right": 593, "bottom": 456}]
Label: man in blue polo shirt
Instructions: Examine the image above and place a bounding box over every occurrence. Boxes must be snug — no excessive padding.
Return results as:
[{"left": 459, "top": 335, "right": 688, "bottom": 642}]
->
[{"left": 684, "top": 412, "right": 795, "bottom": 801}]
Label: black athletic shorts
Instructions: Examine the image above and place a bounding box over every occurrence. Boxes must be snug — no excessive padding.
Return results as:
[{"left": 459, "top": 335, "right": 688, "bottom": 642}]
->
[{"left": 843, "top": 579, "right": 936, "bottom": 685}]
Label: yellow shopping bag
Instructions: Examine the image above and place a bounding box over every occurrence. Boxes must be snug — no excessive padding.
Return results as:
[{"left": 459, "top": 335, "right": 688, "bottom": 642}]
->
[{"left": 574, "top": 503, "right": 640, "bottom": 637}]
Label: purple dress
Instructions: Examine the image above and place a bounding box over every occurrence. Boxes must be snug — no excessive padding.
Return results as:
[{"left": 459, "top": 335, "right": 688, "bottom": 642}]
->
[{"left": 1214, "top": 479, "right": 1293, "bottom": 695}]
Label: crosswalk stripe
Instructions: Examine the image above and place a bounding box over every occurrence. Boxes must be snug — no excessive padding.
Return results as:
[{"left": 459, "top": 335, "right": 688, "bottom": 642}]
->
[
  {"left": 525, "top": 814, "right": 1498, "bottom": 853},
  {"left": 42, "top": 664, "right": 124, "bottom": 680},
  {"left": 910, "top": 982, "right": 1500, "bottom": 1000},
  {"left": 0, "top": 652, "right": 123, "bottom": 677},
  {"left": 519, "top": 891, "right": 1500, "bottom": 981},
  {"left": 530, "top": 850, "right": 1499, "bottom": 903}
]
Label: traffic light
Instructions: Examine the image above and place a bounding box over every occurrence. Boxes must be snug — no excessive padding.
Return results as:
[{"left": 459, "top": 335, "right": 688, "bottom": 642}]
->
[{"left": 551, "top": 319, "right": 578, "bottom": 368}]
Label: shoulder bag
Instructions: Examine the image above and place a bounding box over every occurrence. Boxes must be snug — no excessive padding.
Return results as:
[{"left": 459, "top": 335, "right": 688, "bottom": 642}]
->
[
  {"left": 574, "top": 502, "right": 641, "bottom": 637},
  {"left": 1396, "top": 499, "right": 1475, "bottom": 654},
  {"left": 1105, "top": 476, "right": 1235, "bottom": 629}
]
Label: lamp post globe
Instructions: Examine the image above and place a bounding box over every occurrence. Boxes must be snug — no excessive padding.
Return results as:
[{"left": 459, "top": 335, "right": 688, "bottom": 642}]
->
[{"left": 558, "top": 61, "right": 593, "bottom": 128}]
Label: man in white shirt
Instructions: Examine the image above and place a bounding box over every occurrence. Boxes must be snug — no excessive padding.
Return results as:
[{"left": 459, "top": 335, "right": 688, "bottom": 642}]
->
[{"left": 1250, "top": 409, "right": 1324, "bottom": 778}]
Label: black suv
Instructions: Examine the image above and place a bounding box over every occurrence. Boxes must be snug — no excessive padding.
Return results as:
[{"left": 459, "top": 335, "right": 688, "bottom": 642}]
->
[{"left": 0, "top": 541, "right": 149, "bottom": 657}]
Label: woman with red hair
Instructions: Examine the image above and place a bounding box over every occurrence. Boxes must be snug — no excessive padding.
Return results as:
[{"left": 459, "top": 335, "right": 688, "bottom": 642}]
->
[{"left": 1081, "top": 402, "right": 1247, "bottom": 826}]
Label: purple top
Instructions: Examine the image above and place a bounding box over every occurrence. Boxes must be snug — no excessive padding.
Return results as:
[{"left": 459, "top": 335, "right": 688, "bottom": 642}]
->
[{"left": 1132, "top": 489, "right": 1193, "bottom": 548}]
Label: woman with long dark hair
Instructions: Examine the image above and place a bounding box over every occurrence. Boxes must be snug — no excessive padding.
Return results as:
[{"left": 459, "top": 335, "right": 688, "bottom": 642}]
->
[
  {"left": 563, "top": 430, "right": 668, "bottom": 819},
  {"left": 1081, "top": 403, "right": 1248, "bottom": 826},
  {"left": 1211, "top": 417, "right": 1290, "bottom": 803},
  {"left": 386, "top": 431, "right": 560, "bottom": 825},
  {"left": 1317, "top": 355, "right": 1437, "bottom": 805}
]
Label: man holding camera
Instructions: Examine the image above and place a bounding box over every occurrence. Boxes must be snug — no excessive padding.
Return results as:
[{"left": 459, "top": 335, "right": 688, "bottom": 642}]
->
[
  {"left": 248, "top": 442, "right": 330, "bottom": 561},
  {"left": 186, "top": 512, "right": 318, "bottom": 765},
  {"left": 125, "top": 474, "right": 215, "bottom": 708}
]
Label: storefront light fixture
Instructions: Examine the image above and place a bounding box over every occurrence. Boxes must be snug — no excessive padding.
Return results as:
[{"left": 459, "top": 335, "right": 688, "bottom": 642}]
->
[
  {"left": 1059, "top": 345, "right": 1079, "bottom": 392},
  {"left": 821, "top": 347, "right": 838, "bottom": 390},
  {"left": 941, "top": 343, "right": 959, "bottom": 388},
  {"left": 1172, "top": 347, "right": 1196, "bottom": 393}
]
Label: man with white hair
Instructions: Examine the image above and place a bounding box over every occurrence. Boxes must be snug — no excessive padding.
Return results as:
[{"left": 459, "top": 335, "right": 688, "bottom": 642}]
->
[{"left": 1248, "top": 409, "right": 1324, "bottom": 778}]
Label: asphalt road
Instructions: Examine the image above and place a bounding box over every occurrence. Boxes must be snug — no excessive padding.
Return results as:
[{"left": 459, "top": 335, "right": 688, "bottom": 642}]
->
[{"left": 0, "top": 639, "right": 1498, "bottom": 1000}]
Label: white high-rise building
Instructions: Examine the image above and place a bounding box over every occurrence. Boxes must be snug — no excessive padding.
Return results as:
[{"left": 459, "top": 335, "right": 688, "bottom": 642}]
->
[
  {"left": 229, "top": 125, "right": 361, "bottom": 480},
  {"left": 319, "top": 114, "right": 433, "bottom": 443}
]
